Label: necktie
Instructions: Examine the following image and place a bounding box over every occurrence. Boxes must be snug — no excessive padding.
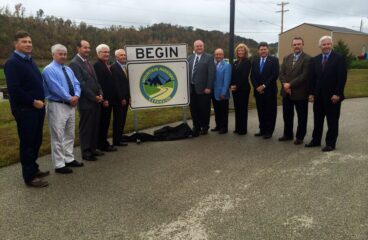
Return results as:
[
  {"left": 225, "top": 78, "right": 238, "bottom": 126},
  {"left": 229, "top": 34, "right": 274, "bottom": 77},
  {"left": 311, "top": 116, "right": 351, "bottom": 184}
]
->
[
  {"left": 292, "top": 55, "right": 297, "bottom": 66},
  {"left": 85, "top": 60, "right": 93, "bottom": 75},
  {"left": 260, "top": 58, "right": 265, "bottom": 73},
  {"left": 62, "top": 66, "right": 75, "bottom": 96},
  {"left": 322, "top": 55, "right": 328, "bottom": 70},
  {"left": 192, "top": 55, "right": 199, "bottom": 78},
  {"left": 123, "top": 65, "right": 127, "bottom": 78}
]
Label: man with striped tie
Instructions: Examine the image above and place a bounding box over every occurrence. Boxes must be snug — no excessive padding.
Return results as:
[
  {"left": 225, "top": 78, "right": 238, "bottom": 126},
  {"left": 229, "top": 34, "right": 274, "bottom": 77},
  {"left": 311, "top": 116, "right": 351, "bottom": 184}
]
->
[
  {"left": 43, "top": 44, "right": 84, "bottom": 174},
  {"left": 111, "top": 49, "right": 130, "bottom": 146},
  {"left": 279, "top": 37, "right": 311, "bottom": 145},
  {"left": 188, "top": 40, "right": 216, "bottom": 136}
]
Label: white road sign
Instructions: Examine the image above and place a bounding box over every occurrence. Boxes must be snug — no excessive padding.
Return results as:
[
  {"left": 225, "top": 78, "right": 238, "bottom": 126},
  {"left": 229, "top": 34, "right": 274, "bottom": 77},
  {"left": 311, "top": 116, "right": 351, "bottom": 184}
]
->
[
  {"left": 126, "top": 44, "right": 187, "bottom": 62},
  {"left": 127, "top": 60, "right": 189, "bottom": 109}
]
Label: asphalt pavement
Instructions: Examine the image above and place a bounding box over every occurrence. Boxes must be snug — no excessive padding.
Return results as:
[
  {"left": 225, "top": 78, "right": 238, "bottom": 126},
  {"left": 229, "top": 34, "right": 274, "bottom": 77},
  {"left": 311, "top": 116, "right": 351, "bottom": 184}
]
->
[{"left": 0, "top": 98, "right": 367, "bottom": 240}]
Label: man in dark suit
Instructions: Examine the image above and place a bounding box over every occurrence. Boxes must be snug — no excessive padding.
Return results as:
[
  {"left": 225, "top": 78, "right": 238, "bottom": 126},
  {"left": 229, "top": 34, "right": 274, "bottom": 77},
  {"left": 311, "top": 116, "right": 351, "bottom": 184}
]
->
[
  {"left": 279, "top": 37, "right": 311, "bottom": 145},
  {"left": 188, "top": 40, "right": 215, "bottom": 136},
  {"left": 250, "top": 42, "right": 280, "bottom": 139},
  {"left": 111, "top": 49, "right": 130, "bottom": 146},
  {"left": 69, "top": 40, "right": 104, "bottom": 161},
  {"left": 306, "top": 36, "right": 347, "bottom": 152},
  {"left": 93, "top": 44, "right": 117, "bottom": 152},
  {"left": 4, "top": 31, "right": 49, "bottom": 187}
]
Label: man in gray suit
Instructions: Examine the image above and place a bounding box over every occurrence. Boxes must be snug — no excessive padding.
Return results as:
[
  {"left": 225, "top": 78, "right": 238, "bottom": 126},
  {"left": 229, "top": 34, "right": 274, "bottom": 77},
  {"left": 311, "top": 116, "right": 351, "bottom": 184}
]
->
[
  {"left": 69, "top": 40, "right": 104, "bottom": 161},
  {"left": 188, "top": 40, "right": 215, "bottom": 136},
  {"left": 279, "top": 37, "right": 311, "bottom": 145}
]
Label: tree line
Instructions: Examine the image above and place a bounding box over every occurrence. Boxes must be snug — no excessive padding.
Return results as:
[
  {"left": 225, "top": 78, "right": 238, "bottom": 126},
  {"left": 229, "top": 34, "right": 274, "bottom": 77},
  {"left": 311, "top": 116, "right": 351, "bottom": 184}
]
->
[{"left": 0, "top": 4, "right": 277, "bottom": 66}]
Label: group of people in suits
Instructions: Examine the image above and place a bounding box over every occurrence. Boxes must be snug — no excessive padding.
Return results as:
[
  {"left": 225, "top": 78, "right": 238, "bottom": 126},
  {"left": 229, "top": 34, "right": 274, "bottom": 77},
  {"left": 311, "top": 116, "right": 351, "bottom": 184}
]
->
[
  {"left": 5, "top": 31, "right": 130, "bottom": 187},
  {"left": 5, "top": 31, "right": 346, "bottom": 188},
  {"left": 188, "top": 36, "right": 347, "bottom": 151}
]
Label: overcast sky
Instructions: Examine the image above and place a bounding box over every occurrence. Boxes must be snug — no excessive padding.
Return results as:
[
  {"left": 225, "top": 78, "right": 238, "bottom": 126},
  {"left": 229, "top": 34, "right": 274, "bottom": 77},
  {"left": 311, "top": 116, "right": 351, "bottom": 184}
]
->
[{"left": 1, "top": 0, "right": 367, "bottom": 43}]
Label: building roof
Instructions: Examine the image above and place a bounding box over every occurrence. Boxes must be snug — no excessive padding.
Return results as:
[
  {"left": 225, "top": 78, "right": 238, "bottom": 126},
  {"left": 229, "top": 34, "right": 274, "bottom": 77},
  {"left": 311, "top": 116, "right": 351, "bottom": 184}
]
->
[
  {"left": 306, "top": 23, "right": 367, "bottom": 35},
  {"left": 282, "top": 23, "right": 368, "bottom": 36}
]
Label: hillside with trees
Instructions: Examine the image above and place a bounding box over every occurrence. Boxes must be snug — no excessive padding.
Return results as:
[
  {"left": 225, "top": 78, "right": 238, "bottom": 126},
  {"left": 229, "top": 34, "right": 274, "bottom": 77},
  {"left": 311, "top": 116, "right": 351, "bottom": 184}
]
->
[{"left": 0, "top": 4, "right": 277, "bottom": 65}]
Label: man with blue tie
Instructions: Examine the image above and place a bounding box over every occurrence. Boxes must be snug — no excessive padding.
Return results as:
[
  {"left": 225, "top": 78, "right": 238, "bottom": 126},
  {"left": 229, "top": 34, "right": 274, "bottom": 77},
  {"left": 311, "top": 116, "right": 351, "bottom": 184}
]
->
[
  {"left": 306, "top": 36, "right": 347, "bottom": 151},
  {"left": 4, "top": 31, "right": 49, "bottom": 187},
  {"left": 211, "top": 48, "right": 232, "bottom": 134},
  {"left": 250, "top": 42, "right": 280, "bottom": 139},
  {"left": 43, "top": 44, "right": 84, "bottom": 174}
]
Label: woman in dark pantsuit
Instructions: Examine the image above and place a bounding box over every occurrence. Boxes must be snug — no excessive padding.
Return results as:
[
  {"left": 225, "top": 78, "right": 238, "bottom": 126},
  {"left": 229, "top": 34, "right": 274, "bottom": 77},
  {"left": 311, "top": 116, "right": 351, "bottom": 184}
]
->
[{"left": 230, "top": 43, "right": 251, "bottom": 135}]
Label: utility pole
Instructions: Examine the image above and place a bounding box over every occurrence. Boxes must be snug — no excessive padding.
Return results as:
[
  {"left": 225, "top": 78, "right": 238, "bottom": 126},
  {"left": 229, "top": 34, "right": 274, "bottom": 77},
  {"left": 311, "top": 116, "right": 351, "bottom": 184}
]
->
[
  {"left": 276, "top": 1, "right": 289, "bottom": 33},
  {"left": 360, "top": 19, "right": 363, "bottom": 32},
  {"left": 229, "top": 0, "right": 235, "bottom": 64}
]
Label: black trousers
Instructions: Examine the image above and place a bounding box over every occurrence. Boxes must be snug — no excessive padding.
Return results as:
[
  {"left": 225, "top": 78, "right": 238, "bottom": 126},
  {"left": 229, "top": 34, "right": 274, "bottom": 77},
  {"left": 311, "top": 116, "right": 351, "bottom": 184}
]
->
[
  {"left": 312, "top": 94, "right": 341, "bottom": 147},
  {"left": 112, "top": 103, "right": 128, "bottom": 145},
  {"left": 13, "top": 107, "right": 45, "bottom": 183},
  {"left": 79, "top": 104, "right": 100, "bottom": 157},
  {"left": 212, "top": 95, "right": 229, "bottom": 130},
  {"left": 254, "top": 88, "right": 277, "bottom": 135},
  {"left": 190, "top": 86, "right": 211, "bottom": 130},
  {"left": 232, "top": 88, "right": 250, "bottom": 133},
  {"left": 282, "top": 95, "right": 308, "bottom": 140},
  {"left": 98, "top": 103, "right": 128, "bottom": 147}
]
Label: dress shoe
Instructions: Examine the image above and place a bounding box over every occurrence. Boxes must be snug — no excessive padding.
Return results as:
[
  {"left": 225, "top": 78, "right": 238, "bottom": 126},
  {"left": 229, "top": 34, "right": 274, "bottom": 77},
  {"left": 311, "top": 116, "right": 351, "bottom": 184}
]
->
[
  {"left": 26, "top": 178, "right": 49, "bottom": 188},
  {"left": 200, "top": 129, "right": 208, "bottom": 135},
  {"left": 218, "top": 129, "right": 228, "bottom": 134},
  {"left": 55, "top": 166, "right": 73, "bottom": 174},
  {"left": 211, "top": 127, "right": 220, "bottom": 132},
  {"left": 35, "top": 170, "right": 50, "bottom": 178},
  {"left": 233, "top": 130, "right": 239, "bottom": 134},
  {"left": 66, "top": 160, "right": 84, "bottom": 167},
  {"left": 238, "top": 131, "right": 247, "bottom": 135},
  {"left": 278, "top": 136, "right": 293, "bottom": 141},
  {"left": 263, "top": 134, "right": 272, "bottom": 139},
  {"left": 115, "top": 142, "right": 128, "bottom": 147},
  {"left": 92, "top": 150, "right": 104, "bottom": 156},
  {"left": 305, "top": 141, "right": 321, "bottom": 148},
  {"left": 83, "top": 155, "right": 98, "bottom": 161},
  {"left": 191, "top": 131, "right": 200, "bottom": 137},
  {"left": 322, "top": 145, "right": 335, "bottom": 152},
  {"left": 100, "top": 146, "right": 117, "bottom": 152},
  {"left": 254, "top": 132, "right": 263, "bottom": 137},
  {"left": 294, "top": 139, "right": 303, "bottom": 145}
]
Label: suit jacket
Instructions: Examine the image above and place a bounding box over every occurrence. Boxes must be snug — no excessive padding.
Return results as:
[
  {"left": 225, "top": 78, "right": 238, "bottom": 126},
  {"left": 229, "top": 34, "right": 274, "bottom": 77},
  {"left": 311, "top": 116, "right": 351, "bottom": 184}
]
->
[
  {"left": 231, "top": 59, "right": 251, "bottom": 91},
  {"left": 111, "top": 62, "right": 130, "bottom": 102},
  {"left": 213, "top": 60, "right": 232, "bottom": 100},
  {"left": 309, "top": 51, "right": 347, "bottom": 100},
  {"left": 69, "top": 55, "right": 102, "bottom": 110},
  {"left": 188, "top": 53, "right": 215, "bottom": 95},
  {"left": 250, "top": 55, "right": 280, "bottom": 93},
  {"left": 93, "top": 60, "right": 120, "bottom": 104},
  {"left": 4, "top": 53, "right": 44, "bottom": 112},
  {"left": 279, "top": 52, "right": 311, "bottom": 100}
]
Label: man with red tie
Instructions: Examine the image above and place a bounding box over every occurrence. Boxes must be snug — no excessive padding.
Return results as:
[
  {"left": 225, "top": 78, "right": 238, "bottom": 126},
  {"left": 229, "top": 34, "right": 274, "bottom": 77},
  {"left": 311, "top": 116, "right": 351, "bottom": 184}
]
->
[
  {"left": 70, "top": 40, "right": 104, "bottom": 161},
  {"left": 305, "top": 36, "right": 347, "bottom": 152}
]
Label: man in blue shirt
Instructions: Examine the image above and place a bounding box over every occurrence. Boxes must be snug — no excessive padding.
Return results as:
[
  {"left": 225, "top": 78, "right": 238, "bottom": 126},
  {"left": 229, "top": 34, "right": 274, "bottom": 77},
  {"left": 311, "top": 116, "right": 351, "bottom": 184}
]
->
[
  {"left": 211, "top": 48, "right": 231, "bottom": 134},
  {"left": 43, "top": 44, "right": 83, "bottom": 174},
  {"left": 4, "top": 31, "right": 49, "bottom": 188}
]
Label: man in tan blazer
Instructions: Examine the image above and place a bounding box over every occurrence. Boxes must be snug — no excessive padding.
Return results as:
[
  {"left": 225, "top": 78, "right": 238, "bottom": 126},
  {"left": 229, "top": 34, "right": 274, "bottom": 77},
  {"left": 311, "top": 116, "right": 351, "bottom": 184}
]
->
[{"left": 279, "top": 37, "right": 311, "bottom": 145}]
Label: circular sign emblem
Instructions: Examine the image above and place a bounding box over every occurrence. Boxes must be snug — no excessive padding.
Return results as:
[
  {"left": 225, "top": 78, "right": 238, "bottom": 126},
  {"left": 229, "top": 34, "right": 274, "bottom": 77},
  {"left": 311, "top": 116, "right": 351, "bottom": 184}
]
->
[{"left": 140, "top": 65, "right": 178, "bottom": 104}]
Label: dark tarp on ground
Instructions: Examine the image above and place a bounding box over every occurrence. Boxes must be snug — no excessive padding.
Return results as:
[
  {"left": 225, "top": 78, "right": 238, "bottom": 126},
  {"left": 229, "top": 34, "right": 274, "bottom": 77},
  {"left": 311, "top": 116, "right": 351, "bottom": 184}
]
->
[{"left": 122, "top": 123, "right": 194, "bottom": 142}]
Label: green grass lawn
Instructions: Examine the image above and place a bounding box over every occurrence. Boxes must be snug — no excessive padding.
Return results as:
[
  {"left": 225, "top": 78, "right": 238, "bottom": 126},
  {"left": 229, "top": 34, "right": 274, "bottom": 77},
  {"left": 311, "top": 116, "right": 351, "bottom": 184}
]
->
[{"left": 0, "top": 69, "right": 367, "bottom": 168}]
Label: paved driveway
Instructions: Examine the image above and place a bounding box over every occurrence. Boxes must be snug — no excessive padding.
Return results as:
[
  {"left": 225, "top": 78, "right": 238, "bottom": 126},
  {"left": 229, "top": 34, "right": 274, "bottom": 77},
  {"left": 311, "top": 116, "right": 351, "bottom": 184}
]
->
[{"left": 0, "top": 98, "right": 367, "bottom": 240}]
